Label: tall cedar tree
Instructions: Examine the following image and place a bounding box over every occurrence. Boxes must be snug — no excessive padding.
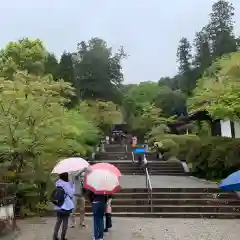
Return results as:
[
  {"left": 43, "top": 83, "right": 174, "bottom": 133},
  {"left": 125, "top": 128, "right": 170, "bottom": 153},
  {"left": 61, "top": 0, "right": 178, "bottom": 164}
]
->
[
  {"left": 207, "top": 0, "right": 237, "bottom": 58},
  {"left": 177, "top": 37, "right": 194, "bottom": 95}
]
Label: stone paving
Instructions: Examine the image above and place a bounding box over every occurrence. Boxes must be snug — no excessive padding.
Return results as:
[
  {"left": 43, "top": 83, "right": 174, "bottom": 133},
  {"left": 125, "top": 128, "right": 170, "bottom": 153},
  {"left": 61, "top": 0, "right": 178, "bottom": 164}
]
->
[
  {"left": 15, "top": 217, "right": 240, "bottom": 240},
  {"left": 120, "top": 175, "right": 218, "bottom": 188}
]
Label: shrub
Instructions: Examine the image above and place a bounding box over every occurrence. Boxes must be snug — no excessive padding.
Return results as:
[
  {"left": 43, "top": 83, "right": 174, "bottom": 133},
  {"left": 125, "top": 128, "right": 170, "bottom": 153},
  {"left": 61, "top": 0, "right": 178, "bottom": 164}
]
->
[
  {"left": 188, "top": 137, "right": 240, "bottom": 180},
  {"left": 150, "top": 134, "right": 201, "bottom": 161},
  {"left": 150, "top": 133, "right": 240, "bottom": 180},
  {"left": 153, "top": 139, "right": 179, "bottom": 160}
]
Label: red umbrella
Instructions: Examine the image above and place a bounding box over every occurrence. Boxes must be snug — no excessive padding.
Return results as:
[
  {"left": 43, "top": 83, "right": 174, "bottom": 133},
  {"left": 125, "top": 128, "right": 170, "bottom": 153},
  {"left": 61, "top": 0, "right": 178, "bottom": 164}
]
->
[
  {"left": 84, "top": 169, "right": 120, "bottom": 194},
  {"left": 91, "top": 163, "right": 121, "bottom": 177}
]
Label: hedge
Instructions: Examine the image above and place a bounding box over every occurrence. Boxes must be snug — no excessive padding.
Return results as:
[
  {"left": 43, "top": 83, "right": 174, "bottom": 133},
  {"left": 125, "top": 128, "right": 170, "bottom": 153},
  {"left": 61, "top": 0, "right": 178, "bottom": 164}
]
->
[
  {"left": 150, "top": 134, "right": 240, "bottom": 180},
  {"left": 188, "top": 136, "right": 240, "bottom": 180}
]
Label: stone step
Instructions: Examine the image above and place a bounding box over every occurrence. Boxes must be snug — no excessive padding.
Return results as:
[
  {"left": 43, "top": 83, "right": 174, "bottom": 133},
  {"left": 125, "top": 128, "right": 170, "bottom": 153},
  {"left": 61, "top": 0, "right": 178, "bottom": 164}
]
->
[
  {"left": 94, "top": 162, "right": 183, "bottom": 167},
  {"left": 118, "top": 188, "right": 224, "bottom": 193},
  {"left": 115, "top": 192, "right": 238, "bottom": 199},
  {"left": 121, "top": 170, "right": 185, "bottom": 174},
  {"left": 84, "top": 205, "right": 240, "bottom": 213},
  {"left": 122, "top": 172, "right": 187, "bottom": 176},
  {"left": 104, "top": 146, "right": 127, "bottom": 153},
  {"left": 114, "top": 164, "right": 183, "bottom": 170},
  {"left": 96, "top": 152, "right": 158, "bottom": 161},
  {"left": 108, "top": 198, "right": 240, "bottom": 205},
  {"left": 118, "top": 167, "right": 184, "bottom": 171},
  {"left": 84, "top": 212, "right": 240, "bottom": 219}
]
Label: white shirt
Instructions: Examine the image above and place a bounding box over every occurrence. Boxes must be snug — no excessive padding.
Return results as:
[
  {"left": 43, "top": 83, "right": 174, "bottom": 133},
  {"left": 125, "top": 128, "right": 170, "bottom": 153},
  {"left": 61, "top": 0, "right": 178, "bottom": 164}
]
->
[
  {"left": 71, "top": 172, "right": 84, "bottom": 196},
  {"left": 106, "top": 198, "right": 112, "bottom": 213}
]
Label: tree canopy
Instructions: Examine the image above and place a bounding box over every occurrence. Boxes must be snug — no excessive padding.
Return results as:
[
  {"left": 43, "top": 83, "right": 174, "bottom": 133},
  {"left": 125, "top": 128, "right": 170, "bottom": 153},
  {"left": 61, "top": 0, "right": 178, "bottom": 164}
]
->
[{"left": 189, "top": 52, "right": 240, "bottom": 120}]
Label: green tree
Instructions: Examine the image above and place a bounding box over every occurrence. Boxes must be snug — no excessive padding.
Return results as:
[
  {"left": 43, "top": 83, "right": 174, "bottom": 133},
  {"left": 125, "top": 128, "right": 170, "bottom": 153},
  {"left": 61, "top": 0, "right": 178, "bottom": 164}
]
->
[
  {"left": 189, "top": 52, "right": 240, "bottom": 119},
  {"left": 79, "top": 100, "right": 123, "bottom": 134},
  {"left": 0, "top": 71, "right": 99, "bottom": 212},
  {"left": 155, "top": 86, "right": 187, "bottom": 117},
  {"left": 58, "top": 52, "right": 78, "bottom": 106},
  {"left": 158, "top": 76, "right": 180, "bottom": 90},
  {"left": 74, "top": 38, "right": 126, "bottom": 104},
  {"left": 207, "top": 0, "right": 237, "bottom": 58},
  {"left": 0, "top": 38, "right": 48, "bottom": 78},
  {"left": 130, "top": 102, "right": 167, "bottom": 139},
  {"left": 193, "top": 28, "right": 212, "bottom": 73},
  {"left": 122, "top": 81, "right": 160, "bottom": 122},
  {"left": 177, "top": 37, "right": 194, "bottom": 94},
  {"left": 44, "top": 53, "right": 59, "bottom": 80}
]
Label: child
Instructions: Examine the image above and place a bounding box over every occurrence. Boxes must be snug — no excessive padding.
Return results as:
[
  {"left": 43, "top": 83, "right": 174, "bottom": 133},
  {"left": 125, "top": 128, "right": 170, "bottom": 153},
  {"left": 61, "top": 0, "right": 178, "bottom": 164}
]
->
[{"left": 104, "top": 195, "right": 112, "bottom": 232}]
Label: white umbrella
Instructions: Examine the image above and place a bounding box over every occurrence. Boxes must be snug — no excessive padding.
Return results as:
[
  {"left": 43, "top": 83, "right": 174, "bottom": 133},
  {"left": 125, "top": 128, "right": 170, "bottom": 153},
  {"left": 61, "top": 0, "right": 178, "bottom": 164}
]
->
[
  {"left": 51, "top": 157, "right": 89, "bottom": 174},
  {"left": 84, "top": 169, "right": 121, "bottom": 194}
]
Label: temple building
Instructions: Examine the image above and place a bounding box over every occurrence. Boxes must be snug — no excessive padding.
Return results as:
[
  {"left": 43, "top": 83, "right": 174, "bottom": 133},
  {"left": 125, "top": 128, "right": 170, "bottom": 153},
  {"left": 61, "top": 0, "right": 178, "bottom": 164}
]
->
[{"left": 168, "top": 110, "right": 240, "bottom": 138}]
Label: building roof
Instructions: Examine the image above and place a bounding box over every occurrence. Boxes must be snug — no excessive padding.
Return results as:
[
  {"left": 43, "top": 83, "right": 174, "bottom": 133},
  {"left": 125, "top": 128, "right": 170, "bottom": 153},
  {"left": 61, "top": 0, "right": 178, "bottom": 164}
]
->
[{"left": 168, "top": 110, "right": 212, "bottom": 129}]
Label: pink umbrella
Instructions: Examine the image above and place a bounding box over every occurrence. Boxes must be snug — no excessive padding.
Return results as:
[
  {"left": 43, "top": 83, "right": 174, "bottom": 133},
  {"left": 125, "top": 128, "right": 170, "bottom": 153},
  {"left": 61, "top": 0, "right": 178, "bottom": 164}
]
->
[
  {"left": 91, "top": 163, "right": 121, "bottom": 177},
  {"left": 51, "top": 157, "right": 89, "bottom": 174},
  {"left": 84, "top": 169, "right": 121, "bottom": 194}
]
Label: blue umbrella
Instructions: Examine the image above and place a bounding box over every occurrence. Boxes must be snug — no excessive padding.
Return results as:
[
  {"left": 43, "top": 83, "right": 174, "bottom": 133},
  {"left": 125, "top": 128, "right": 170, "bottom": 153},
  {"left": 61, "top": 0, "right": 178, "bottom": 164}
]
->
[
  {"left": 134, "top": 148, "right": 146, "bottom": 153},
  {"left": 219, "top": 170, "right": 240, "bottom": 191}
]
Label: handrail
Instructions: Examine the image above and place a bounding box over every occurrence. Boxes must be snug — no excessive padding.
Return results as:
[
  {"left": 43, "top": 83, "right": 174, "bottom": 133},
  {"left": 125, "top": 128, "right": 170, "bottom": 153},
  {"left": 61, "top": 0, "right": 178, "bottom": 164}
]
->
[
  {"left": 131, "top": 151, "right": 153, "bottom": 211},
  {"left": 131, "top": 151, "right": 135, "bottom": 163},
  {"left": 145, "top": 166, "right": 153, "bottom": 212},
  {"left": 144, "top": 153, "right": 152, "bottom": 212}
]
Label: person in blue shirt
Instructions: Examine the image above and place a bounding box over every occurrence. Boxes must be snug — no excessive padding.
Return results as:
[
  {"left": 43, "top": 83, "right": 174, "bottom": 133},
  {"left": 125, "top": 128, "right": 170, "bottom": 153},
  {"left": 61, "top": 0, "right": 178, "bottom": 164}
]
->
[{"left": 53, "top": 172, "right": 75, "bottom": 240}]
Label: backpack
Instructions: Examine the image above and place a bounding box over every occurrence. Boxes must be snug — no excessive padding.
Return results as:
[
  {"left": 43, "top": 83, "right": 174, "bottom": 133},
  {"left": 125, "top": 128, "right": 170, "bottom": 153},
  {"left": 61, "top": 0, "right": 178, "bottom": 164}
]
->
[{"left": 50, "top": 186, "right": 66, "bottom": 207}]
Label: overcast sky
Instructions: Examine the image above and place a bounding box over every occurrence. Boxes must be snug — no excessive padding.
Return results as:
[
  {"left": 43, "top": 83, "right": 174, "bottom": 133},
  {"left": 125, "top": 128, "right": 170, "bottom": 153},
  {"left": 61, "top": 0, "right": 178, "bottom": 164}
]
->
[{"left": 1, "top": 0, "right": 240, "bottom": 83}]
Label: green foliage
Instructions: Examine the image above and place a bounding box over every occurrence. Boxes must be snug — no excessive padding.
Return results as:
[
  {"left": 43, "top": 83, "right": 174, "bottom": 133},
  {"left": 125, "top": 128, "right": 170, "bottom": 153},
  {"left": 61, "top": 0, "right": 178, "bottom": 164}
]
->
[
  {"left": 73, "top": 38, "right": 126, "bottom": 104},
  {"left": 154, "top": 86, "right": 187, "bottom": 117},
  {"left": 150, "top": 134, "right": 201, "bottom": 161},
  {"left": 78, "top": 100, "right": 123, "bottom": 134},
  {"left": 44, "top": 53, "right": 59, "bottom": 80},
  {"left": 0, "top": 38, "right": 48, "bottom": 78},
  {"left": 188, "top": 137, "right": 240, "bottom": 180},
  {"left": 153, "top": 139, "right": 179, "bottom": 160},
  {"left": 0, "top": 70, "right": 99, "bottom": 216},
  {"left": 207, "top": 0, "right": 237, "bottom": 59},
  {"left": 128, "top": 102, "right": 167, "bottom": 139},
  {"left": 189, "top": 52, "right": 240, "bottom": 120}
]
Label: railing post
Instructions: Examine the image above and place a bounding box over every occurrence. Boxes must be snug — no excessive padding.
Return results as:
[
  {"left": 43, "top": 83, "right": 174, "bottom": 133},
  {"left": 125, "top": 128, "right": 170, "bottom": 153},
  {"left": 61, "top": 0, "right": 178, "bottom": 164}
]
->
[
  {"left": 100, "top": 141, "right": 105, "bottom": 152},
  {"left": 131, "top": 152, "right": 135, "bottom": 163}
]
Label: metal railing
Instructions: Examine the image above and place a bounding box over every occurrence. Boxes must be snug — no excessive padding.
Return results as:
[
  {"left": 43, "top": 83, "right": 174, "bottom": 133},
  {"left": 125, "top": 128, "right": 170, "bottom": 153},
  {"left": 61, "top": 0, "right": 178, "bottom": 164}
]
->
[
  {"left": 131, "top": 152, "right": 153, "bottom": 212},
  {"left": 131, "top": 151, "right": 135, "bottom": 163},
  {"left": 145, "top": 165, "right": 153, "bottom": 212}
]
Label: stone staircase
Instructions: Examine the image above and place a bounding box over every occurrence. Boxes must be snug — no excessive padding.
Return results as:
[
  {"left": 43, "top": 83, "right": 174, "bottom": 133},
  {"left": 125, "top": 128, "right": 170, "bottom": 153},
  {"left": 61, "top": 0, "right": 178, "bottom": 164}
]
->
[
  {"left": 95, "top": 161, "right": 186, "bottom": 176},
  {"left": 85, "top": 187, "right": 240, "bottom": 219},
  {"left": 86, "top": 143, "right": 240, "bottom": 219},
  {"left": 95, "top": 143, "right": 186, "bottom": 176}
]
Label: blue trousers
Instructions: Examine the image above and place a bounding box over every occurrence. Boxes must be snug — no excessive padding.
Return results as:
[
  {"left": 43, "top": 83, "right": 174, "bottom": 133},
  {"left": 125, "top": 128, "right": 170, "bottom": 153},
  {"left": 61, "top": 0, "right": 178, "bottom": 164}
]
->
[{"left": 92, "top": 201, "right": 105, "bottom": 239}]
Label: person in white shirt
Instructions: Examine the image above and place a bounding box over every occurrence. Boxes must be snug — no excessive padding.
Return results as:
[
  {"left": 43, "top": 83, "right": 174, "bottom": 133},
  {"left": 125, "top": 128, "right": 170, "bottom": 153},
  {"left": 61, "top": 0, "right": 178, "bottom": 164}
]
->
[
  {"left": 104, "top": 195, "right": 112, "bottom": 232},
  {"left": 105, "top": 136, "right": 110, "bottom": 144}
]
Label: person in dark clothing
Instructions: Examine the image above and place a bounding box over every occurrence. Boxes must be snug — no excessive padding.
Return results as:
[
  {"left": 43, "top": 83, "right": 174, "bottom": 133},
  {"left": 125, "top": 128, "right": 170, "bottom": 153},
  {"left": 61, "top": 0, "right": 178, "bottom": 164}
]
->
[{"left": 88, "top": 191, "right": 106, "bottom": 240}]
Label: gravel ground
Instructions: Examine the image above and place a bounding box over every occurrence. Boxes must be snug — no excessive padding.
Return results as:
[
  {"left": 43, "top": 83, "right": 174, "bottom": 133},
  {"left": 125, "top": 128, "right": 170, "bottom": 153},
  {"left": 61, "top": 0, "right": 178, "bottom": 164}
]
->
[{"left": 14, "top": 217, "right": 240, "bottom": 240}]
